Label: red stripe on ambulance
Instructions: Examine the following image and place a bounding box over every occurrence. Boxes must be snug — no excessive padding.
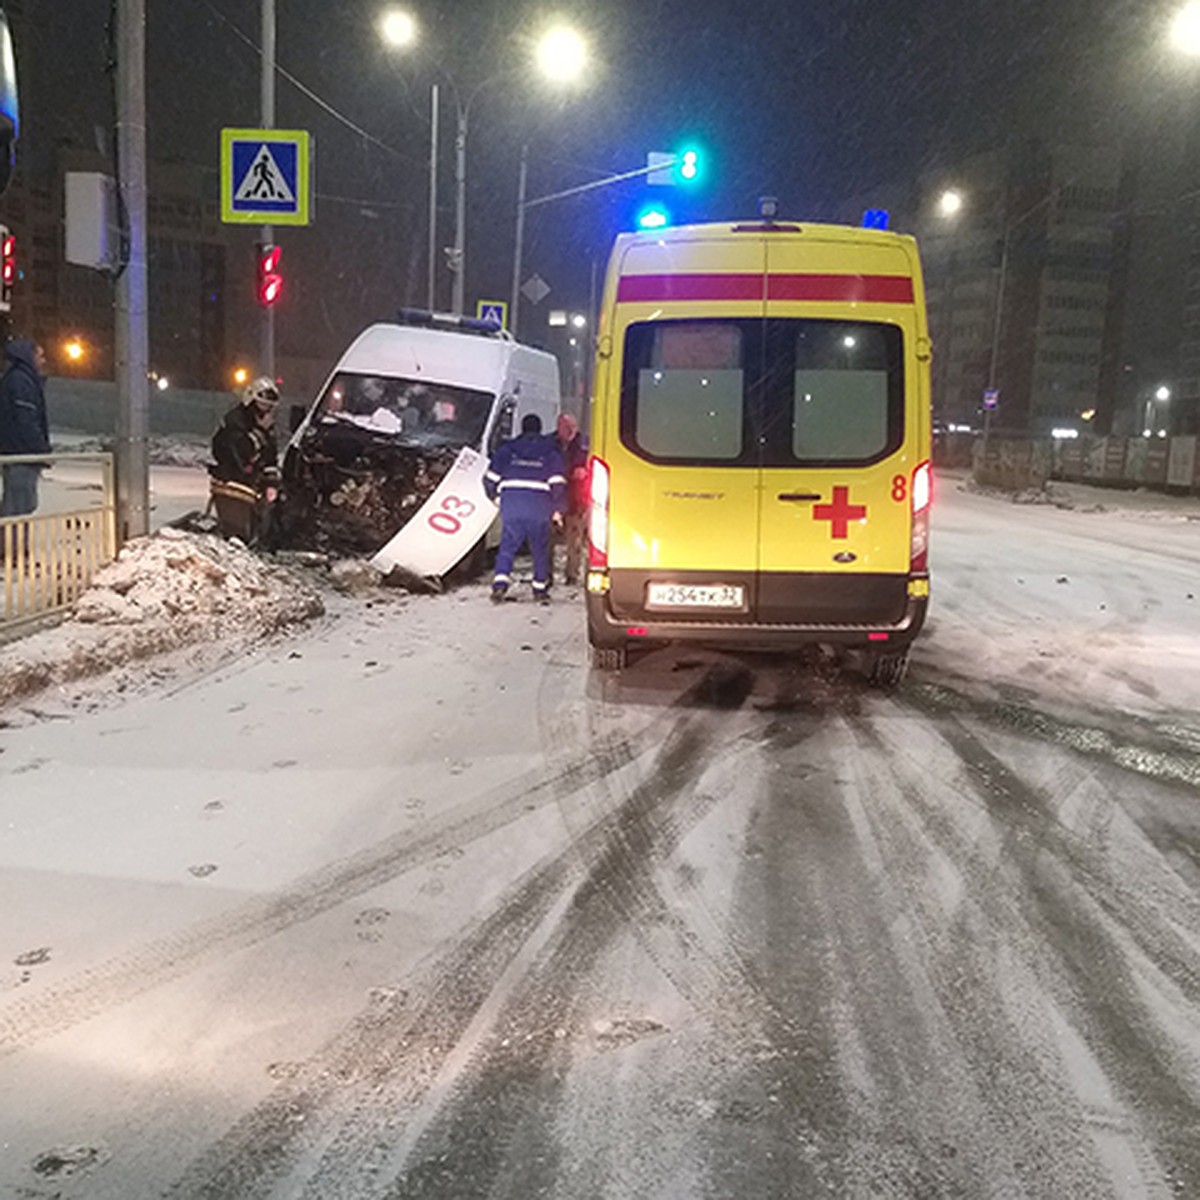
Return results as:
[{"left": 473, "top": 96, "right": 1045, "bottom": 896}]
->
[{"left": 616, "top": 273, "right": 915, "bottom": 304}]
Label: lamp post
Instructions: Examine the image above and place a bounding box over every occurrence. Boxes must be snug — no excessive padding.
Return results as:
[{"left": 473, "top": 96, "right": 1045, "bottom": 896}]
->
[
  {"left": 933, "top": 189, "right": 964, "bottom": 427},
  {"left": 380, "top": 9, "right": 437, "bottom": 310},
  {"left": 380, "top": 16, "right": 587, "bottom": 316},
  {"left": 1144, "top": 384, "right": 1171, "bottom": 436}
]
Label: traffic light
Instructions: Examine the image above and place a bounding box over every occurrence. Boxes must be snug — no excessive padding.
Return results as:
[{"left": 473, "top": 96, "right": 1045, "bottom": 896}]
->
[
  {"left": 646, "top": 145, "right": 706, "bottom": 187},
  {"left": 0, "top": 226, "right": 14, "bottom": 312},
  {"left": 675, "top": 147, "right": 701, "bottom": 185},
  {"left": 256, "top": 242, "right": 282, "bottom": 307}
]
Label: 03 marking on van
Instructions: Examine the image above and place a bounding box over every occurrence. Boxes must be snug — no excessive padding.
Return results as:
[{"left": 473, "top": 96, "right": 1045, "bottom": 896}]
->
[
  {"left": 812, "top": 486, "right": 867, "bottom": 538},
  {"left": 646, "top": 583, "right": 746, "bottom": 610}
]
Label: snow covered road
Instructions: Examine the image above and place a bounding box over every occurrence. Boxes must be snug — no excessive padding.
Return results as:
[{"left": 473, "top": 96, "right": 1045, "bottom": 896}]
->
[{"left": 2, "top": 476, "right": 1199, "bottom": 1198}]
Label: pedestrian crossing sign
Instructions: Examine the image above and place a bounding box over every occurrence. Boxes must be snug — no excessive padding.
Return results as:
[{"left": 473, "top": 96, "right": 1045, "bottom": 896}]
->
[
  {"left": 476, "top": 300, "right": 508, "bottom": 329},
  {"left": 220, "top": 128, "right": 312, "bottom": 226}
]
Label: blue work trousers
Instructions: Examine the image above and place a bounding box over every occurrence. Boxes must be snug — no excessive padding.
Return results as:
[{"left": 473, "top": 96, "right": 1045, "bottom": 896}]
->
[
  {"left": 1, "top": 463, "right": 40, "bottom": 517},
  {"left": 494, "top": 512, "right": 552, "bottom": 593}
]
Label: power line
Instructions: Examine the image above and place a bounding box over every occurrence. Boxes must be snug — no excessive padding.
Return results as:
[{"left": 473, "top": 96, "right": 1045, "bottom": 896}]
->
[{"left": 202, "top": 0, "right": 418, "bottom": 165}]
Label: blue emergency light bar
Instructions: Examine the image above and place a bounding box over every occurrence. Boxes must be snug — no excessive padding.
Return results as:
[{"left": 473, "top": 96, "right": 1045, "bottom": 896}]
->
[
  {"left": 862, "top": 208, "right": 890, "bottom": 230},
  {"left": 395, "top": 307, "right": 505, "bottom": 336}
]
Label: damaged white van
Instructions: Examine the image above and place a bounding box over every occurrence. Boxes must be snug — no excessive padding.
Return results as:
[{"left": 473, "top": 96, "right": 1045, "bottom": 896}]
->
[{"left": 280, "top": 310, "right": 561, "bottom": 573}]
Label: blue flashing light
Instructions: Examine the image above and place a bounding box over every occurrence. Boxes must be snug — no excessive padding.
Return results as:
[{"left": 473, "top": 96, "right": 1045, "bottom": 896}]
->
[
  {"left": 862, "top": 208, "right": 890, "bottom": 230},
  {"left": 637, "top": 204, "right": 671, "bottom": 230}
]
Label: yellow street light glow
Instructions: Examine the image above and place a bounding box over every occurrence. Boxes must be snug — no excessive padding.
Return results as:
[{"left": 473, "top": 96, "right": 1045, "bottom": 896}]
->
[
  {"left": 233, "top": 367, "right": 249, "bottom": 385},
  {"left": 1172, "top": 1, "right": 1200, "bottom": 55},
  {"left": 63, "top": 338, "right": 84, "bottom": 361},
  {"left": 380, "top": 8, "right": 418, "bottom": 49},
  {"left": 536, "top": 26, "right": 587, "bottom": 84},
  {"left": 938, "top": 189, "right": 964, "bottom": 218}
]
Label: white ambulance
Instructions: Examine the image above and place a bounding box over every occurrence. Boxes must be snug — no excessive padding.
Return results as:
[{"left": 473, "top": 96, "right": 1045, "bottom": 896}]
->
[{"left": 281, "top": 310, "right": 561, "bottom": 574}]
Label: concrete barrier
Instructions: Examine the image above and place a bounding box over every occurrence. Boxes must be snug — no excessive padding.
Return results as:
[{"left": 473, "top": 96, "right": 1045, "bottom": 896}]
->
[
  {"left": 972, "top": 437, "right": 1051, "bottom": 491},
  {"left": 45, "top": 377, "right": 237, "bottom": 439}
]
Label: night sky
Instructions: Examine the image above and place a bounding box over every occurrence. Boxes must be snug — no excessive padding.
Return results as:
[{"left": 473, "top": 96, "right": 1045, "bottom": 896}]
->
[{"left": 16, "top": 0, "right": 1200, "bottom": 357}]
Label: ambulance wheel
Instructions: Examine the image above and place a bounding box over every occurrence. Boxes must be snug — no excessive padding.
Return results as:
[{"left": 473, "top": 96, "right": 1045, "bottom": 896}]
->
[
  {"left": 591, "top": 645, "right": 627, "bottom": 672},
  {"left": 867, "top": 649, "right": 909, "bottom": 690}
]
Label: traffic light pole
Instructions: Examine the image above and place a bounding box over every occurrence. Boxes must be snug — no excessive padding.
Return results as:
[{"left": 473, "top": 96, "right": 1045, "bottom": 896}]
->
[
  {"left": 510, "top": 144, "right": 528, "bottom": 336},
  {"left": 451, "top": 103, "right": 467, "bottom": 315},
  {"left": 509, "top": 155, "right": 683, "bottom": 335},
  {"left": 114, "top": 0, "right": 149, "bottom": 541},
  {"left": 260, "top": 0, "right": 275, "bottom": 380}
]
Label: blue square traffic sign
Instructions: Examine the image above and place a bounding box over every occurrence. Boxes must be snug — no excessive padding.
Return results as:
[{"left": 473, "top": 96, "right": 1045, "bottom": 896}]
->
[{"left": 220, "top": 128, "right": 312, "bottom": 226}]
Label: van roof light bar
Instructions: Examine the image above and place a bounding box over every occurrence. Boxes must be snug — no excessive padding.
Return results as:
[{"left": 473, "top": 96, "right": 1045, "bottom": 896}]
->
[{"left": 394, "top": 307, "right": 512, "bottom": 339}]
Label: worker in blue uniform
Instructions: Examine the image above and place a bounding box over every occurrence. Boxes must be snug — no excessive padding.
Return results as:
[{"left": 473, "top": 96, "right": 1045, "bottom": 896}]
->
[{"left": 484, "top": 413, "right": 565, "bottom": 605}]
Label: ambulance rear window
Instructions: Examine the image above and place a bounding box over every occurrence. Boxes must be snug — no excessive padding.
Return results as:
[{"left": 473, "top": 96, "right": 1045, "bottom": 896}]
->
[
  {"left": 620, "top": 317, "right": 904, "bottom": 467},
  {"left": 628, "top": 323, "right": 745, "bottom": 461},
  {"left": 789, "top": 322, "right": 901, "bottom": 463}
]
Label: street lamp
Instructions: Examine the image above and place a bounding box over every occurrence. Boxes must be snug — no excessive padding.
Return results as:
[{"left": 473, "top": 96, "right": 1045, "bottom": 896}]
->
[
  {"left": 379, "top": 10, "right": 439, "bottom": 310},
  {"left": 1144, "top": 384, "right": 1171, "bottom": 436},
  {"left": 1171, "top": 1, "right": 1200, "bottom": 55},
  {"left": 63, "top": 337, "right": 85, "bottom": 363},
  {"left": 938, "top": 188, "right": 964, "bottom": 218},
  {"left": 535, "top": 26, "right": 587, "bottom": 83},
  {"left": 381, "top": 15, "right": 587, "bottom": 316},
  {"left": 379, "top": 7, "right": 417, "bottom": 48}
]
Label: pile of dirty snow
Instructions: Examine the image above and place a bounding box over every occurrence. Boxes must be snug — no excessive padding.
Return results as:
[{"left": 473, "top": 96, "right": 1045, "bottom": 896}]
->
[{"left": 0, "top": 529, "right": 324, "bottom": 710}]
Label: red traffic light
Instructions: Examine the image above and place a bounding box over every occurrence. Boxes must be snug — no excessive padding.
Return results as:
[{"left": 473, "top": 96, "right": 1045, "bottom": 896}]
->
[
  {"left": 0, "top": 229, "right": 13, "bottom": 305},
  {"left": 256, "top": 242, "right": 282, "bottom": 307}
]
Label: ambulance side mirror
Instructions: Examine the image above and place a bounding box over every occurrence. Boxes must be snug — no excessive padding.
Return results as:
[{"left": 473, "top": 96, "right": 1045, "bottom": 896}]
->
[
  {"left": 288, "top": 403, "right": 305, "bottom": 433},
  {"left": 489, "top": 396, "right": 516, "bottom": 453}
]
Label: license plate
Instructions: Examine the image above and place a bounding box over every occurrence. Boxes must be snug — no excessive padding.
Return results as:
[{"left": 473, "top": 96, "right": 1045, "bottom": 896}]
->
[{"left": 646, "top": 583, "right": 745, "bottom": 610}]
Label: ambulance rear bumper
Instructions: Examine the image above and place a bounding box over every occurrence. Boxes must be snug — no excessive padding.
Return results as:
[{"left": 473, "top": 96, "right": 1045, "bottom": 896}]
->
[{"left": 586, "top": 569, "right": 929, "bottom": 650}]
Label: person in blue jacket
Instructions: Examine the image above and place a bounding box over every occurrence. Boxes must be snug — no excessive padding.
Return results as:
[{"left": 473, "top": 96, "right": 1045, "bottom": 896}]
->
[
  {"left": 0, "top": 338, "right": 50, "bottom": 518},
  {"left": 484, "top": 413, "right": 565, "bottom": 605}
]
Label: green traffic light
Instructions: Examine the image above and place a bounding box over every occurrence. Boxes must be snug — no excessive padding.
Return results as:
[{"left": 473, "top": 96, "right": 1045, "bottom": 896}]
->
[{"left": 676, "top": 147, "right": 702, "bottom": 185}]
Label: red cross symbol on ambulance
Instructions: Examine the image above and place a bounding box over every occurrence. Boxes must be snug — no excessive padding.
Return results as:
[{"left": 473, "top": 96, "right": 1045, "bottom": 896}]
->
[{"left": 812, "top": 486, "right": 867, "bottom": 538}]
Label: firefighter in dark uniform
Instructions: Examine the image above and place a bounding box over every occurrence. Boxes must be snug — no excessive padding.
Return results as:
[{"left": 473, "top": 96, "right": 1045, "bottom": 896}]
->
[
  {"left": 484, "top": 413, "right": 565, "bottom": 605},
  {"left": 209, "top": 375, "right": 281, "bottom": 546}
]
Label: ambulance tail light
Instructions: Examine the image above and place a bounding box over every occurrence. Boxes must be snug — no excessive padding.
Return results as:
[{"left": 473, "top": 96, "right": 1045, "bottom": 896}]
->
[
  {"left": 910, "top": 459, "right": 931, "bottom": 573},
  {"left": 588, "top": 455, "right": 610, "bottom": 569}
]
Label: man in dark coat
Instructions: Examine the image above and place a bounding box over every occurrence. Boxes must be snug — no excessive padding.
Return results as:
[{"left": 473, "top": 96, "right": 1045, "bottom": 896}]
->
[
  {"left": 484, "top": 413, "right": 565, "bottom": 604},
  {"left": 551, "top": 412, "right": 588, "bottom": 585},
  {"left": 209, "top": 375, "right": 281, "bottom": 545},
  {"left": 0, "top": 339, "right": 50, "bottom": 518}
]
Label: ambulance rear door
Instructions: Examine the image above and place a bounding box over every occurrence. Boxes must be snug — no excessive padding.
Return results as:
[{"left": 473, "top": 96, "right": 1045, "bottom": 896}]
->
[
  {"left": 754, "top": 236, "right": 918, "bottom": 625},
  {"left": 605, "top": 235, "right": 767, "bottom": 620}
]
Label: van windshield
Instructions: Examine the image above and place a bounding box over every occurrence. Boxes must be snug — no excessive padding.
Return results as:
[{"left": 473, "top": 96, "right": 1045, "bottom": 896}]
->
[
  {"left": 315, "top": 372, "right": 494, "bottom": 449},
  {"left": 621, "top": 318, "right": 904, "bottom": 467}
]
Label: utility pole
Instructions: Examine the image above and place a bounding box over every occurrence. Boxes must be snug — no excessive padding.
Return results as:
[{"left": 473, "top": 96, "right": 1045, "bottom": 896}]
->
[
  {"left": 260, "top": 0, "right": 275, "bottom": 379},
  {"left": 426, "top": 83, "right": 438, "bottom": 310},
  {"left": 114, "top": 0, "right": 149, "bottom": 540},
  {"left": 510, "top": 144, "right": 528, "bottom": 336},
  {"left": 451, "top": 104, "right": 467, "bottom": 314}
]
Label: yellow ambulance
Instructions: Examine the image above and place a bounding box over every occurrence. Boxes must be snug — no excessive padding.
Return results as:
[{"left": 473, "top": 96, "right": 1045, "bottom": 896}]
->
[{"left": 585, "top": 216, "right": 932, "bottom": 685}]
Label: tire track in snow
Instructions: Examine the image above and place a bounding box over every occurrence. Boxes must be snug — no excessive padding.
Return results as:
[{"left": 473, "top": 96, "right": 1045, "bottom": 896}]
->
[
  {"left": 0, "top": 718, "right": 661, "bottom": 1059},
  {"left": 372, "top": 711, "right": 741, "bottom": 1200},
  {"left": 855, "top": 706, "right": 1198, "bottom": 1196},
  {"left": 933, "top": 718, "right": 1200, "bottom": 1196},
  {"left": 161, "top": 658, "right": 748, "bottom": 1199}
]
